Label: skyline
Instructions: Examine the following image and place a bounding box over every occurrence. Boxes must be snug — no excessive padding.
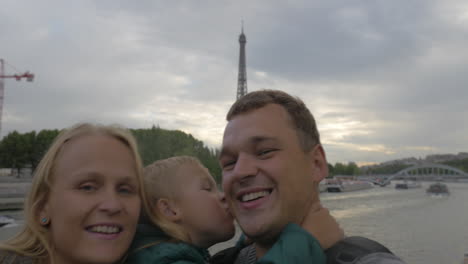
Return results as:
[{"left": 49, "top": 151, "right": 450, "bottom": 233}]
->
[{"left": 1, "top": 1, "right": 468, "bottom": 165}]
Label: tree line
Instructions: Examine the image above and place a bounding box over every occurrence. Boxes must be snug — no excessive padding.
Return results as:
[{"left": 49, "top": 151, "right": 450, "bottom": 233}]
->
[
  {"left": 442, "top": 159, "right": 468, "bottom": 174},
  {"left": 0, "top": 129, "right": 61, "bottom": 176},
  {"left": 328, "top": 162, "right": 361, "bottom": 177},
  {"left": 3, "top": 127, "right": 466, "bottom": 183},
  {"left": 0, "top": 126, "right": 221, "bottom": 183}
]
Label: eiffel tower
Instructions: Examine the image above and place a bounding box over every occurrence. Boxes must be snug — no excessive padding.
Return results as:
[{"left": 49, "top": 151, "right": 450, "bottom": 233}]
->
[{"left": 236, "top": 25, "right": 247, "bottom": 100}]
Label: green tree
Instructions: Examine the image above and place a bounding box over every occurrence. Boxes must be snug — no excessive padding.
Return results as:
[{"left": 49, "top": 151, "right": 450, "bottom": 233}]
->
[
  {"left": 131, "top": 127, "right": 222, "bottom": 184},
  {"left": 0, "top": 126, "right": 221, "bottom": 183},
  {"left": 32, "top": 129, "right": 60, "bottom": 170},
  {"left": 327, "top": 163, "right": 334, "bottom": 177},
  {"left": 0, "top": 131, "right": 28, "bottom": 176},
  {"left": 442, "top": 158, "right": 468, "bottom": 173}
]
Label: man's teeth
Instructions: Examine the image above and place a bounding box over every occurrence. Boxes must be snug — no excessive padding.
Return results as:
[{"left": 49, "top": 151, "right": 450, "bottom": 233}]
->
[
  {"left": 241, "top": 191, "right": 269, "bottom": 202},
  {"left": 89, "top": 225, "right": 120, "bottom": 234}
]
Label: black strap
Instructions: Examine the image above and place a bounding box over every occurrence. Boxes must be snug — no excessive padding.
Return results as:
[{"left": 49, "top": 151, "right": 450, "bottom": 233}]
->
[
  {"left": 325, "top": 236, "right": 394, "bottom": 264},
  {"left": 210, "top": 236, "right": 393, "bottom": 264},
  {"left": 210, "top": 246, "right": 242, "bottom": 264}
]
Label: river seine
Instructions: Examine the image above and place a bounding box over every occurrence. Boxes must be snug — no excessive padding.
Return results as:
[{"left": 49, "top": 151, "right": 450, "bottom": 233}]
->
[
  {"left": 211, "top": 182, "right": 468, "bottom": 264},
  {"left": 321, "top": 182, "right": 468, "bottom": 264},
  {"left": 1, "top": 182, "right": 467, "bottom": 263}
]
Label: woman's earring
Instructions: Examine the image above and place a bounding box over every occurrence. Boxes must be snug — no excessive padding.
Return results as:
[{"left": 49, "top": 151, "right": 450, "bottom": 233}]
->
[{"left": 40, "top": 217, "right": 49, "bottom": 225}]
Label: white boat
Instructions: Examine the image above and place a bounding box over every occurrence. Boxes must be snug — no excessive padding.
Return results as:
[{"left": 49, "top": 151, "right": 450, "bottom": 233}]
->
[
  {"left": 326, "top": 179, "right": 374, "bottom": 192},
  {"left": 395, "top": 181, "right": 422, "bottom": 189},
  {"left": 0, "top": 215, "right": 15, "bottom": 228},
  {"left": 319, "top": 181, "right": 328, "bottom": 193}
]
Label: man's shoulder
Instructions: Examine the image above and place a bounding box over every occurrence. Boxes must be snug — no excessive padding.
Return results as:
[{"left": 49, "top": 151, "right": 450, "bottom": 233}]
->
[
  {"left": 325, "top": 236, "right": 406, "bottom": 264},
  {"left": 356, "top": 252, "right": 406, "bottom": 264},
  {"left": 210, "top": 237, "right": 407, "bottom": 264}
]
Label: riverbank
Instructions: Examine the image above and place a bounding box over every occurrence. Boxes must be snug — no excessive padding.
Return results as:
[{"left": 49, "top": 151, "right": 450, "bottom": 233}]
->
[
  {"left": 0, "top": 180, "right": 30, "bottom": 210},
  {"left": 0, "top": 179, "right": 29, "bottom": 241},
  {"left": 0, "top": 198, "right": 24, "bottom": 210},
  {"left": 2, "top": 182, "right": 467, "bottom": 263}
]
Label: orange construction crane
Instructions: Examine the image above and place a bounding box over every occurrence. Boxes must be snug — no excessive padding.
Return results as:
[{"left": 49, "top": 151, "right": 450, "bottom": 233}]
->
[{"left": 0, "top": 58, "right": 34, "bottom": 136}]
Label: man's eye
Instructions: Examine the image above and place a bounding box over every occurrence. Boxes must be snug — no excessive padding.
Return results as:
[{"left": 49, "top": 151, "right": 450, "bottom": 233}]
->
[
  {"left": 258, "top": 149, "right": 275, "bottom": 156},
  {"left": 222, "top": 160, "right": 236, "bottom": 170}
]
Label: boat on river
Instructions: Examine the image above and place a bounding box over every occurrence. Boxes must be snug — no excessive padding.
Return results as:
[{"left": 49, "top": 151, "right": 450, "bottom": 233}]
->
[
  {"left": 395, "top": 180, "right": 422, "bottom": 189},
  {"left": 326, "top": 179, "right": 374, "bottom": 192},
  {"left": 319, "top": 181, "right": 328, "bottom": 193},
  {"left": 0, "top": 215, "right": 15, "bottom": 228},
  {"left": 426, "top": 182, "right": 450, "bottom": 196}
]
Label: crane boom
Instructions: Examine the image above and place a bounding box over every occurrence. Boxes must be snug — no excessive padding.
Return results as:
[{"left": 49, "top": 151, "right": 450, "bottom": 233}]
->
[{"left": 0, "top": 59, "right": 34, "bottom": 136}]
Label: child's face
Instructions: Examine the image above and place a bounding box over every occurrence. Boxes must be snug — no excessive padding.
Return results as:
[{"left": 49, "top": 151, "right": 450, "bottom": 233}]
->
[{"left": 176, "top": 163, "right": 235, "bottom": 248}]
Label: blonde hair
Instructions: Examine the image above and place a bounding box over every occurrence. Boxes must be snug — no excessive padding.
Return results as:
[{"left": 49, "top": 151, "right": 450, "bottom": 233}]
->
[
  {"left": 142, "top": 156, "right": 208, "bottom": 244},
  {"left": 0, "top": 123, "right": 148, "bottom": 264}
]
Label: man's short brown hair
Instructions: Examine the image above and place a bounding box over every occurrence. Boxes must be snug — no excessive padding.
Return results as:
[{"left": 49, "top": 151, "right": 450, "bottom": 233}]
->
[{"left": 226, "top": 89, "right": 321, "bottom": 151}]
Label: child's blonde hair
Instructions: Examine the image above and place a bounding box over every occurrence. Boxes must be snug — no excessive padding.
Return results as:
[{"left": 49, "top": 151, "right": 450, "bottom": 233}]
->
[{"left": 142, "top": 156, "right": 210, "bottom": 244}]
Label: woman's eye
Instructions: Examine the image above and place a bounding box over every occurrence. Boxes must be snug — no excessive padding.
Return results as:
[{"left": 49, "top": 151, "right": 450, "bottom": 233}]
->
[
  {"left": 118, "top": 185, "right": 136, "bottom": 194},
  {"left": 79, "top": 184, "right": 96, "bottom": 192}
]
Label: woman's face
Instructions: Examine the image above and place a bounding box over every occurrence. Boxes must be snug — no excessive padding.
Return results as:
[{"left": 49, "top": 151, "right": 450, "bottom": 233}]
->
[{"left": 41, "top": 134, "right": 141, "bottom": 264}]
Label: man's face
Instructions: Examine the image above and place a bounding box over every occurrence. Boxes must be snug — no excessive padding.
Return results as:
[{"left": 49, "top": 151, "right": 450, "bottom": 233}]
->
[{"left": 220, "top": 104, "right": 325, "bottom": 243}]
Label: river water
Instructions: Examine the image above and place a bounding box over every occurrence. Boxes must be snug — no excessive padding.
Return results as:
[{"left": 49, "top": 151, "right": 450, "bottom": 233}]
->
[
  {"left": 1, "top": 182, "right": 467, "bottom": 263},
  {"left": 321, "top": 182, "right": 468, "bottom": 264}
]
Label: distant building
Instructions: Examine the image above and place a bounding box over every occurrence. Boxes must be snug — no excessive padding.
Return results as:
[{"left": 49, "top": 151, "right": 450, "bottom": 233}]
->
[{"left": 426, "top": 153, "right": 468, "bottom": 163}]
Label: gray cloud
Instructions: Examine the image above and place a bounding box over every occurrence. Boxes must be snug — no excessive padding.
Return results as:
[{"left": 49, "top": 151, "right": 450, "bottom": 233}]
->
[{"left": 1, "top": 0, "right": 468, "bottom": 164}]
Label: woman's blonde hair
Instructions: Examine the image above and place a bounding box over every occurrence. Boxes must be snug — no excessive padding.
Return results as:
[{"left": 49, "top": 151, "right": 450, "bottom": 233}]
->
[
  {"left": 142, "top": 156, "right": 207, "bottom": 244},
  {"left": 0, "top": 123, "right": 148, "bottom": 264}
]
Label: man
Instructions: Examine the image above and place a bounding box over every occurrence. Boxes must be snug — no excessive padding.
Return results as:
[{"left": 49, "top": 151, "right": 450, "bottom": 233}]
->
[{"left": 216, "top": 90, "right": 405, "bottom": 263}]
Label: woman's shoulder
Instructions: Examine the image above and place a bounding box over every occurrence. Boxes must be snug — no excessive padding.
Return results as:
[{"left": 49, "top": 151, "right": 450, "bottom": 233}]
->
[{"left": 0, "top": 250, "right": 34, "bottom": 264}]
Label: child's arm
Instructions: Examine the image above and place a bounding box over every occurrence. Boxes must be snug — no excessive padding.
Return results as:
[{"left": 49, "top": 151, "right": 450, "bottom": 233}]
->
[
  {"left": 301, "top": 202, "right": 345, "bottom": 250},
  {"left": 257, "top": 223, "right": 326, "bottom": 264},
  {"left": 257, "top": 203, "right": 344, "bottom": 264}
]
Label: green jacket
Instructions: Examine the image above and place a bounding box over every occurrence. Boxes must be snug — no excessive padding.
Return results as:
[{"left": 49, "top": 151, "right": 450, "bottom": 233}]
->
[
  {"left": 257, "top": 223, "right": 325, "bottom": 264},
  {"left": 127, "top": 223, "right": 325, "bottom": 264},
  {"left": 204, "top": 223, "right": 325, "bottom": 264},
  {"left": 126, "top": 224, "right": 210, "bottom": 264}
]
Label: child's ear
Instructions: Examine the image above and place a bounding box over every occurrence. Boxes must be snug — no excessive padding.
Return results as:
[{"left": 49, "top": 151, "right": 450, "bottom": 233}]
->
[{"left": 156, "top": 198, "right": 182, "bottom": 222}]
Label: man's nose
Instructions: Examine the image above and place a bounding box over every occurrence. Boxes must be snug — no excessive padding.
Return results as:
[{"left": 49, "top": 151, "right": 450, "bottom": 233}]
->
[{"left": 232, "top": 154, "right": 258, "bottom": 183}]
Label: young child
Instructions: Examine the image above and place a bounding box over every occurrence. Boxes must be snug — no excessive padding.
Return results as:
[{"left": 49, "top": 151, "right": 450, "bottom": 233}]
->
[
  {"left": 127, "top": 156, "right": 234, "bottom": 264},
  {"left": 126, "top": 156, "right": 342, "bottom": 264}
]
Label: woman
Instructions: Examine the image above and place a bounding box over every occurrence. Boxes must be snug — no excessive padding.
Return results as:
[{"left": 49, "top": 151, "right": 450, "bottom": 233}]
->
[{"left": 0, "top": 123, "right": 148, "bottom": 264}]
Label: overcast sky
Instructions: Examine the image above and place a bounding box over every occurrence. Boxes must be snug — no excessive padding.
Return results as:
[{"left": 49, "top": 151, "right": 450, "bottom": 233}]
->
[{"left": 1, "top": 0, "right": 468, "bottom": 165}]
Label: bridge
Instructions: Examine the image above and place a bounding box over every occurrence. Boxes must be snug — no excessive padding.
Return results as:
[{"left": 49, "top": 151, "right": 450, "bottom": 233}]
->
[
  {"left": 357, "top": 163, "right": 468, "bottom": 186},
  {"left": 377, "top": 163, "right": 468, "bottom": 185}
]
